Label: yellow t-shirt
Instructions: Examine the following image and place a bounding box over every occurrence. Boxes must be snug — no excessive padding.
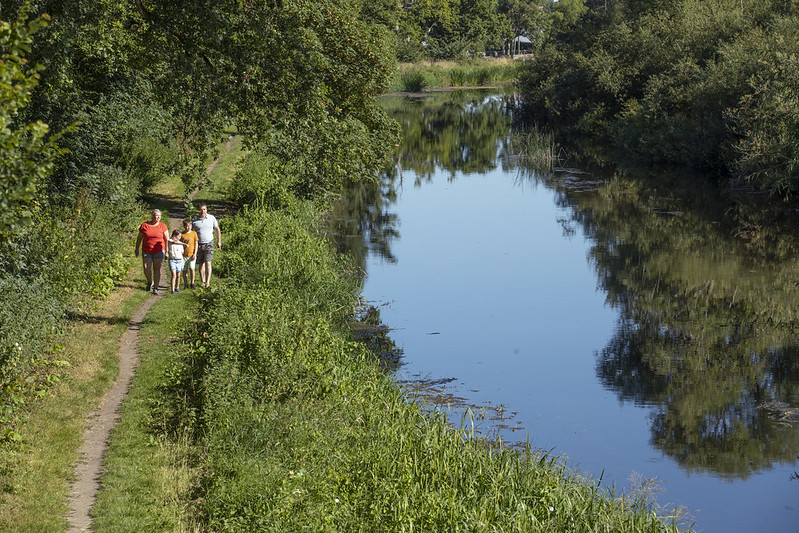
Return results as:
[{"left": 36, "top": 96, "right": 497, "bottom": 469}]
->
[{"left": 181, "top": 230, "right": 199, "bottom": 258}]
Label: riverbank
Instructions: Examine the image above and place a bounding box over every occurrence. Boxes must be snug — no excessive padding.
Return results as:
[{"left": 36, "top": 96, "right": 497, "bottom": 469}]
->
[
  {"left": 389, "top": 57, "right": 522, "bottom": 93},
  {"left": 90, "top": 142, "right": 685, "bottom": 530}
]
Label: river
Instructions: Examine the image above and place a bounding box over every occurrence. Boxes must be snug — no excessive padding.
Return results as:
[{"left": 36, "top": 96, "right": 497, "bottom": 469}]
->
[{"left": 333, "top": 90, "right": 799, "bottom": 532}]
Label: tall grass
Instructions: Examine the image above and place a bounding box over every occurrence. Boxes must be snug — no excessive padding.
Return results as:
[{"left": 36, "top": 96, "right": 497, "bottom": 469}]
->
[
  {"left": 513, "top": 126, "right": 563, "bottom": 172},
  {"left": 391, "top": 59, "right": 522, "bottom": 93}
]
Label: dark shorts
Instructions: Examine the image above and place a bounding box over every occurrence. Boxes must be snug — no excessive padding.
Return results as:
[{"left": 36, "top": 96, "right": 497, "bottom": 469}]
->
[
  {"left": 196, "top": 242, "right": 214, "bottom": 264},
  {"left": 143, "top": 251, "right": 165, "bottom": 260}
]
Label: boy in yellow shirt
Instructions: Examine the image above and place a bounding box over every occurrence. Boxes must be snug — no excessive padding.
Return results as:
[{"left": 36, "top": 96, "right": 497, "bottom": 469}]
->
[{"left": 180, "top": 218, "right": 199, "bottom": 289}]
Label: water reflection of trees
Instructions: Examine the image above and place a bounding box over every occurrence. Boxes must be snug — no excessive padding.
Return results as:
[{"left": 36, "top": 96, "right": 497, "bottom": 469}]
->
[
  {"left": 334, "top": 92, "right": 517, "bottom": 268},
  {"left": 341, "top": 89, "right": 799, "bottom": 479},
  {"left": 391, "top": 91, "right": 514, "bottom": 182},
  {"left": 543, "top": 168, "right": 799, "bottom": 479}
]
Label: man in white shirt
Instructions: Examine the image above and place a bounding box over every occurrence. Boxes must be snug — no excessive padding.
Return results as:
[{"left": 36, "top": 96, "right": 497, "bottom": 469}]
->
[{"left": 192, "top": 202, "right": 222, "bottom": 288}]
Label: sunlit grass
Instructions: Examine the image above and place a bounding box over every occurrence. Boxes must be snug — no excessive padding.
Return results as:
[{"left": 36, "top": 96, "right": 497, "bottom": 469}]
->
[
  {"left": 389, "top": 58, "right": 522, "bottom": 93},
  {"left": 92, "top": 290, "right": 203, "bottom": 533},
  {"left": 0, "top": 266, "right": 149, "bottom": 533}
]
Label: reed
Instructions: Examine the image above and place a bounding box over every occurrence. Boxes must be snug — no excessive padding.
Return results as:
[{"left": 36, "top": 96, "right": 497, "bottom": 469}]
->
[
  {"left": 390, "top": 59, "right": 521, "bottom": 94},
  {"left": 514, "top": 126, "right": 563, "bottom": 172}
]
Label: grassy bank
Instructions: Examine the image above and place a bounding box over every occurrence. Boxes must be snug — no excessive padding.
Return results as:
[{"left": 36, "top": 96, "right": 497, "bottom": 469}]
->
[
  {"left": 89, "top": 151, "right": 686, "bottom": 531},
  {"left": 0, "top": 262, "right": 150, "bottom": 532},
  {"left": 92, "top": 291, "right": 201, "bottom": 531},
  {"left": 389, "top": 58, "right": 522, "bottom": 93}
]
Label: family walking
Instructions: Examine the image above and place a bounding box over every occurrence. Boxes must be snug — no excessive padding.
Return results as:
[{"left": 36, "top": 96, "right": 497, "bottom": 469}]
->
[{"left": 134, "top": 203, "right": 222, "bottom": 294}]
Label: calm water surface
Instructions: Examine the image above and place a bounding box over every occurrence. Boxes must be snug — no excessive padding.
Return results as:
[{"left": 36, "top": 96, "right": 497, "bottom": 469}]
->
[{"left": 336, "top": 91, "right": 799, "bottom": 532}]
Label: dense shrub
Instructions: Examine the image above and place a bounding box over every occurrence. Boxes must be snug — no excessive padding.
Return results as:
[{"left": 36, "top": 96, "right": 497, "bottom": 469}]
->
[
  {"left": 228, "top": 151, "right": 297, "bottom": 211},
  {"left": 723, "top": 16, "right": 799, "bottom": 195},
  {"left": 520, "top": 1, "right": 799, "bottom": 195}
]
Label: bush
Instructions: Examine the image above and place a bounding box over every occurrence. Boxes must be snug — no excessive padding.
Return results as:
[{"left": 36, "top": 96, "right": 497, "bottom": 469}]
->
[
  {"left": 398, "top": 69, "right": 430, "bottom": 92},
  {"left": 229, "top": 151, "right": 297, "bottom": 211},
  {"left": 0, "top": 197, "right": 133, "bottom": 443}
]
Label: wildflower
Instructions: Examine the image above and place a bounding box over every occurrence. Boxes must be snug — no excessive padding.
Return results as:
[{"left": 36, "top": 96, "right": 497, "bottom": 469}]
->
[{"left": 334, "top": 498, "right": 340, "bottom": 503}]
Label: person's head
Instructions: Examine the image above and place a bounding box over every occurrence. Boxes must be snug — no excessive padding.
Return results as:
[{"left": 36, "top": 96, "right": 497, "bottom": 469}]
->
[
  {"left": 183, "top": 218, "right": 192, "bottom": 231},
  {"left": 171, "top": 229, "right": 181, "bottom": 239},
  {"left": 151, "top": 209, "right": 162, "bottom": 223},
  {"left": 198, "top": 203, "right": 208, "bottom": 218}
]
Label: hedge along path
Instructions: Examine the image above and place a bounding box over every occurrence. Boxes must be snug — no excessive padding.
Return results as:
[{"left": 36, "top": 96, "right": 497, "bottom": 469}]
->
[{"left": 66, "top": 137, "right": 235, "bottom": 532}]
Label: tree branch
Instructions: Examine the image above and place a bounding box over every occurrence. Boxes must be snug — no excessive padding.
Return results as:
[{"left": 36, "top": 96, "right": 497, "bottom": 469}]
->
[{"left": 134, "top": 0, "right": 214, "bottom": 69}]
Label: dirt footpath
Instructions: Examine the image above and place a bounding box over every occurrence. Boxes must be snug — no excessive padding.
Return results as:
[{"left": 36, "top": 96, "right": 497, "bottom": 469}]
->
[{"left": 66, "top": 137, "right": 234, "bottom": 532}]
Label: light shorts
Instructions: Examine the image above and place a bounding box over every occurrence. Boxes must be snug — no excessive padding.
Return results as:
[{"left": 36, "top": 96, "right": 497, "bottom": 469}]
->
[
  {"left": 143, "top": 251, "right": 165, "bottom": 260},
  {"left": 169, "top": 258, "right": 184, "bottom": 272},
  {"left": 196, "top": 242, "right": 214, "bottom": 264},
  {"left": 183, "top": 255, "right": 196, "bottom": 270}
]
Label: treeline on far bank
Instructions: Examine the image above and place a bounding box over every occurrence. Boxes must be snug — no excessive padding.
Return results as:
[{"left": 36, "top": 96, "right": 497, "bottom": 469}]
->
[{"left": 518, "top": 0, "right": 799, "bottom": 198}]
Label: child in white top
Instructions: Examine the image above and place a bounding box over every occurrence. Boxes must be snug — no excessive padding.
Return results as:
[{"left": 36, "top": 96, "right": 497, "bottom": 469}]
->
[{"left": 168, "top": 229, "right": 187, "bottom": 294}]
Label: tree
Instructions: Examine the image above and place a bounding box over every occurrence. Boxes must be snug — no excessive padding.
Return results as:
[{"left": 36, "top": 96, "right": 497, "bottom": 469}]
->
[
  {"left": 0, "top": 8, "right": 63, "bottom": 238},
  {"left": 127, "top": 0, "right": 398, "bottom": 197},
  {"left": 498, "top": 0, "right": 549, "bottom": 55},
  {"left": 549, "top": 0, "right": 588, "bottom": 33},
  {"left": 458, "top": 0, "right": 510, "bottom": 53}
]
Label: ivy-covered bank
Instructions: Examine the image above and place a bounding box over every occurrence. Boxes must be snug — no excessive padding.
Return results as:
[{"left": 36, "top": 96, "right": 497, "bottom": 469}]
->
[{"left": 91, "top": 153, "right": 686, "bottom": 531}]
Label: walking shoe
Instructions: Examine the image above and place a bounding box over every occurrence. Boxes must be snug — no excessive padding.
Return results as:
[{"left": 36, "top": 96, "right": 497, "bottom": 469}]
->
[
  {"left": 176, "top": 288, "right": 180, "bottom": 293},
  {"left": 146, "top": 282, "right": 152, "bottom": 292},
  {"left": 190, "top": 283, "right": 195, "bottom": 289},
  {"left": 153, "top": 287, "right": 159, "bottom": 295}
]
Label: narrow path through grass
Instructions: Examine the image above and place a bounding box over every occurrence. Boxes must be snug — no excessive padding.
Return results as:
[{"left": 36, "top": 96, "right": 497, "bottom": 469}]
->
[{"left": 65, "top": 139, "right": 237, "bottom": 532}]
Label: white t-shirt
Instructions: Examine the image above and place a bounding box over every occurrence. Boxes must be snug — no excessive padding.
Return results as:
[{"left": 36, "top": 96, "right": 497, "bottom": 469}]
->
[
  {"left": 169, "top": 241, "right": 185, "bottom": 258},
  {"left": 193, "top": 214, "right": 218, "bottom": 244}
]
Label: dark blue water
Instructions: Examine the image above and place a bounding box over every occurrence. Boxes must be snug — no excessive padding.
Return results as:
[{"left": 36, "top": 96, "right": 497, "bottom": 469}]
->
[{"left": 340, "top": 91, "right": 799, "bottom": 532}]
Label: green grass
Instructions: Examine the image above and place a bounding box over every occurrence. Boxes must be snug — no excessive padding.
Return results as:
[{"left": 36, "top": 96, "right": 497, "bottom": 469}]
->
[
  {"left": 0, "top": 267, "right": 151, "bottom": 532},
  {"left": 92, "top": 290, "right": 202, "bottom": 532}
]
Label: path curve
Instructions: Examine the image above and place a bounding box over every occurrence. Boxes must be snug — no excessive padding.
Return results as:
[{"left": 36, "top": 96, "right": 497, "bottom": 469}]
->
[{"left": 66, "top": 136, "right": 235, "bottom": 532}]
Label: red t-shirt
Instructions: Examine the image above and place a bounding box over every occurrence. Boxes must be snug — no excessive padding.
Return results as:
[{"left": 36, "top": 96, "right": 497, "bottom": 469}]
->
[{"left": 139, "top": 221, "right": 168, "bottom": 254}]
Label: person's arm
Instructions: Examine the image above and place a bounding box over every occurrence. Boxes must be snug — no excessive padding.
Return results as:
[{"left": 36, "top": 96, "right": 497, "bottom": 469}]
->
[
  {"left": 135, "top": 230, "right": 143, "bottom": 257},
  {"left": 163, "top": 229, "right": 169, "bottom": 258},
  {"left": 215, "top": 224, "right": 222, "bottom": 249}
]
